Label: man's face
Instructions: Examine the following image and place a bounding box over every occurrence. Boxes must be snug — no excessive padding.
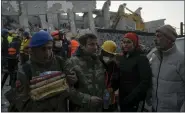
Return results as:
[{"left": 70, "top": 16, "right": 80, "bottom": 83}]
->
[
  {"left": 154, "top": 32, "right": 172, "bottom": 50},
  {"left": 83, "top": 38, "right": 98, "bottom": 55},
  {"left": 31, "top": 41, "right": 53, "bottom": 62},
  {"left": 121, "top": 38, "right": 134, "bottom": 52}
]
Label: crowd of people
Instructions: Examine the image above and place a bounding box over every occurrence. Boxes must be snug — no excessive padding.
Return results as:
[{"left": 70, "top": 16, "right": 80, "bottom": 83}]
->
[{"left": 1, "top": 24, "right": 184, "bottom": 112}]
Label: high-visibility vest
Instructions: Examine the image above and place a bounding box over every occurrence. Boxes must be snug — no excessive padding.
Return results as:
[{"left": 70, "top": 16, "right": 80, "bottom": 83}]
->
[
  {"left": 70, "top": 40, "right": 79, "bottom": 56},
  {"left": 20, "top": 38, "right": 30, "bottom": 53},
  {"left": 2, "top": 36, "right": 13, "bottom": 44},
  {"left": 8, "top": 40, "right": 19, "bottom": 59},
  {"left": 8, "top": 36, "right": 13, "bottom": 44}
]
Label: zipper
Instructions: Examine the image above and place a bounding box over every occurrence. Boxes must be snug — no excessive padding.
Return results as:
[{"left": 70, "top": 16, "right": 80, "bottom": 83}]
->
[{"left": 155, "top": 55, "right": 163, "bottom": 111}]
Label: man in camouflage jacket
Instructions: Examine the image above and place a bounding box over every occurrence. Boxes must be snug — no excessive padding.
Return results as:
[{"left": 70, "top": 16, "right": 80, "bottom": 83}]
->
[{"left": 64, "top": 34, "right": 106, "bottom": 112}]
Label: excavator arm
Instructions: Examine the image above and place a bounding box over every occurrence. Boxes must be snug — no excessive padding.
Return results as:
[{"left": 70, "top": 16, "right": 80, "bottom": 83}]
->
[{"left": 111, "top": 3, "right": 145, "bottom": 31}]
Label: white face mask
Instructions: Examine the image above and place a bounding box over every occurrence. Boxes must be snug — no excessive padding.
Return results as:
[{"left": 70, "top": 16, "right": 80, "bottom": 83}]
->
[
  {"left": 103, "top": 56, "right": 110, "bottom": 63},
  {"left": 55, "top": 40, "right": 63, "bottom": 48}
]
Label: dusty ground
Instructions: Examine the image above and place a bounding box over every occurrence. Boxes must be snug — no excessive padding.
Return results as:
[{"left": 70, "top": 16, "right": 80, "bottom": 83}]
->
[{"left": 1, "top": 73, "right": 11, "bottom": 112}]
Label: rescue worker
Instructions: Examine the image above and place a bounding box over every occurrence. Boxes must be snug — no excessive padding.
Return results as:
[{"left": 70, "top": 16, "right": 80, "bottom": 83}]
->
[
  {"left": 100, "top": 40, "right": 120, "bottom": 112},
  {"left": 112, "top": 32, "right": 152, "bottom": 112},
  {"left": 5, "top": 31, "right": 71, "bottom": 112},
  {"left": 64, "top": 33, "right": 106, "bottom": 112},
  {"left": 6, "top": 35, "right": 21, "bottom": 88},
  {"left": 149, "top": 25, "right": 185, "bottom": 112},
  {"left": 20, "top": 31, "right": 31, "bottom": 65},
  {"left": 51, "top": 30, "right": 63, "bottom": 56},
  {"left": 1, "top": 29, "right": 13, "bottom": 89},
  {"left": 2, "top": 29, "right": 11, "bottom": 69},
  {"left": 59, "top": 30, "right": 71, "bottom": 58}
]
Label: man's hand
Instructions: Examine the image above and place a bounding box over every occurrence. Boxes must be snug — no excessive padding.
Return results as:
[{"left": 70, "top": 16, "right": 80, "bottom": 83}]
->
[
  {"left": 90, "top": 96, "right": 103, "bottom": 107},
  {"left": 66, "top": 71, "right": 78, "bottom": 85}
]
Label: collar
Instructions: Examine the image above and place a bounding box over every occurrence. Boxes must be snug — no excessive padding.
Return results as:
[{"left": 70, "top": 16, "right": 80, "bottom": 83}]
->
[
  {"left": 124, "top": 49, "right": 142, "bottom": 58},
  {"left": 154, "top": 44, "right": 177, "bottom": 58},
  {"left": 162, "top": 44, "right": 177, "bottom": 56},
  {"left": 75, "top": 47, "right": 98, "bottom": 61}
]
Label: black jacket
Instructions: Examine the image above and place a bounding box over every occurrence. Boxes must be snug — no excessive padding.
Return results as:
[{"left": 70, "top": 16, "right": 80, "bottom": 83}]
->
[{"left": 112, "top": 50, "right": 152, "bottom": 111}]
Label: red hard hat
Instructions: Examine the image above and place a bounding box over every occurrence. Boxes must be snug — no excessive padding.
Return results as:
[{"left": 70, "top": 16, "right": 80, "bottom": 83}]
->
[{"left": 51, "top": 30, "right": 59, "bottom": 37}]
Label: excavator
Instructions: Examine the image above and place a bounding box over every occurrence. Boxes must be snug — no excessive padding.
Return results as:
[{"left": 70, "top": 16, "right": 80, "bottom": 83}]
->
[{"left": 111, "top": 3, "right": 145, "bottom": 31}]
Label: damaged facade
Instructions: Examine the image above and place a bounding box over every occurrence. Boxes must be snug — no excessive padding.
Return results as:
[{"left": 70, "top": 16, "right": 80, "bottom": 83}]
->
[{"left": 2, "top": 0, "right": 165, "bottom": 34}]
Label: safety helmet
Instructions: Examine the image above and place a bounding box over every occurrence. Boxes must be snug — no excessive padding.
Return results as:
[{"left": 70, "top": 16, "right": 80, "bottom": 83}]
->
[
  {"left": 1, "top": 29, "right": 9, "bottom": 36},
  {"left": 8, "top": 30, "right": 15, "bottom": 34},
  {"left": 101, "top": 40, "right": 117, "bottom": 55},
  {"left": 23, "top": 31, "right": 29, "bottom": 37},
  {"left": 51, "top": 30, "right": 60, "bottom": 40},
  {"left": 29, "top": 31, "right": 53, "bottom": 48},
  {"left": 51, "top": 30, "right": 59, "bottom": 37}
]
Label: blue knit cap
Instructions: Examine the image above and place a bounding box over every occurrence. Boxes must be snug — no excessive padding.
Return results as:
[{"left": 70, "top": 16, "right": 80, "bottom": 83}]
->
[{"left": 29, "top": 31, "right": 53, "bottom": 48}]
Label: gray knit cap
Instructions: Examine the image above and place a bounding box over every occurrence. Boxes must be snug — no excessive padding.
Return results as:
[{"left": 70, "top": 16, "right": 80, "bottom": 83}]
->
[{"left": 156, "top": 24, "right": 178, "bottom": 42}]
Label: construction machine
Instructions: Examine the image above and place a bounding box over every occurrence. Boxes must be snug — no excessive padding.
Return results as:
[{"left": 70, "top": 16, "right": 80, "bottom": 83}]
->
[{"left": 111, "top": 3, "right": 145, "bottom": 31}]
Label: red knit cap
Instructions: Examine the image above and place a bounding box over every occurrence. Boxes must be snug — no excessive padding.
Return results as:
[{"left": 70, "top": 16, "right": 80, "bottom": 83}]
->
[{"left": 123, "top": 32, "right": 139, "bottom": 48}]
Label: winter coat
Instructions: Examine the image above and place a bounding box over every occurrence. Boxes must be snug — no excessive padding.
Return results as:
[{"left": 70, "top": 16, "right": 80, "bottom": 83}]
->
[
  {"left": 8, "top": 55, "right": 69, "bottom": 112},
  {"left": 150, "top": 44, "right": 185, "bottom": 112},
  {"left": 112, "top": 50, "right": 152, "bottom": 112},
  {"left": 64, "top": 47, "right": 106, "bottom": 112}
]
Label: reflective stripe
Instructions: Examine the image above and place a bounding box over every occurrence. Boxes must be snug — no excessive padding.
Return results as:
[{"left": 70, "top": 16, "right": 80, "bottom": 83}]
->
[{"left": 8, "top": 48, "right": 16, "bottom": 55}]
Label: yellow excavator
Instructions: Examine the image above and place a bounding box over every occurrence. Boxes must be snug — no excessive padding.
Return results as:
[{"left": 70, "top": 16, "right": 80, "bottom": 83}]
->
[{"left": 111, "top": 3, "right": 145, "bottom": 31}]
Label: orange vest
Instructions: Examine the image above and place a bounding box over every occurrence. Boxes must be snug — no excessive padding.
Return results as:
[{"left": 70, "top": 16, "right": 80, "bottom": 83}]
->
[{"left": 70, "top": 40, "right": 79, "bottom": 55}]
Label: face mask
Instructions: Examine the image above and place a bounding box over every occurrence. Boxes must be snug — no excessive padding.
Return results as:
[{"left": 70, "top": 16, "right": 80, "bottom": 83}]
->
[
  {"left": 103, "top": 56, "right": 110, "bottom": 63},
  {"left": 55, "top": 40, "right": 63, "bottom": 48}
]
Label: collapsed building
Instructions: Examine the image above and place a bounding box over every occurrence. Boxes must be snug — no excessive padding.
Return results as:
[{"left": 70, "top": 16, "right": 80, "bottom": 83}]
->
[{"left": 2, "top": 0, "right": 165, "bottom": 34}]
